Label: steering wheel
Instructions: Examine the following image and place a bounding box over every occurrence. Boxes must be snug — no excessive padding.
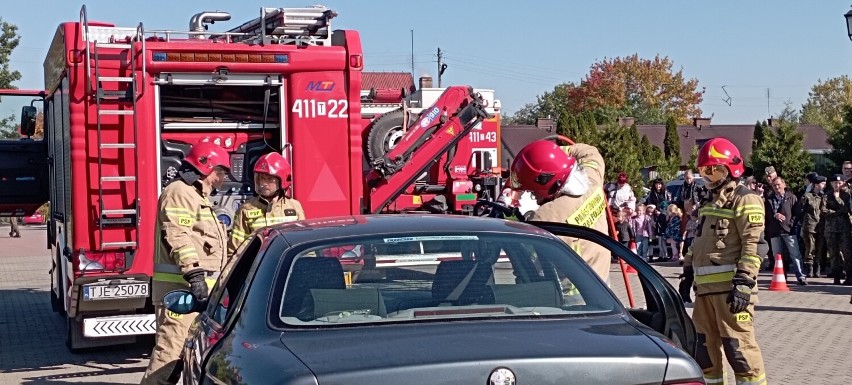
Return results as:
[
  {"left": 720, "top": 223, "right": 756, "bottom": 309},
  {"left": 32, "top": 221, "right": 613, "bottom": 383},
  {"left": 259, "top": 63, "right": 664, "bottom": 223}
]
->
[{"left": 473, "top": 200, "right": 523, "bottom": 221}]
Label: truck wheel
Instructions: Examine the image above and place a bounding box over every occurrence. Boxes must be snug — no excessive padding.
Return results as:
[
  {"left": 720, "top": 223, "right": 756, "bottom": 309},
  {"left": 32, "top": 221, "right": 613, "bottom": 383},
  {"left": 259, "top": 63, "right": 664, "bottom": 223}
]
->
[{"left": 366, "top": 109, "right": 417, "bottom": 163}]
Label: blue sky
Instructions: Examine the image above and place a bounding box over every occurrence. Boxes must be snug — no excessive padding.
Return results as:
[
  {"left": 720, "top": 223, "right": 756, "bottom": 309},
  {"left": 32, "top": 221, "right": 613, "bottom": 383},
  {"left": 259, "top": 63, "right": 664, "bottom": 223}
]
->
[{"left": 4, "top": 0, "right": 852, "bottom": 124}]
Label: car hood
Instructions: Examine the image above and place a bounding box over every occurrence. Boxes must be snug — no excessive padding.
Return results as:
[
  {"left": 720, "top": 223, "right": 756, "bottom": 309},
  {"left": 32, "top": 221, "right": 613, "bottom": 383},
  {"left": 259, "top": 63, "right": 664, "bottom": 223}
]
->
[{"left": 281, "top": 316, "right": 671, "bottom": 385}]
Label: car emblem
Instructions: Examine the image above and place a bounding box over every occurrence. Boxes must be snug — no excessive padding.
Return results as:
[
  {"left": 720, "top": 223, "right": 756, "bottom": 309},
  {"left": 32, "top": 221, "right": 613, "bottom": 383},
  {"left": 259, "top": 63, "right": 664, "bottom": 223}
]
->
[{"left": 489, "top": 367, "right": 516, "bottom": 385}]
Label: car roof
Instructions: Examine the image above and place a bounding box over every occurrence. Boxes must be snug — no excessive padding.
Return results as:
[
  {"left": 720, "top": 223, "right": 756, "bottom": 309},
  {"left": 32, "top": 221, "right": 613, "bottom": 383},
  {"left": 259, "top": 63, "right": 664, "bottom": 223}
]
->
[{"left": 266, "top": 214, "right": 554, "bottom": 245}]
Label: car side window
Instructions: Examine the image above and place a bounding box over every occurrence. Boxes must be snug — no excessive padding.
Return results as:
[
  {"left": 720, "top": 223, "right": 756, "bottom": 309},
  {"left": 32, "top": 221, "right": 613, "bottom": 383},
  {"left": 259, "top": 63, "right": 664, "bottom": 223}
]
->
[{"left": 210, "top": 236, "right": 263, "bottom": 326}]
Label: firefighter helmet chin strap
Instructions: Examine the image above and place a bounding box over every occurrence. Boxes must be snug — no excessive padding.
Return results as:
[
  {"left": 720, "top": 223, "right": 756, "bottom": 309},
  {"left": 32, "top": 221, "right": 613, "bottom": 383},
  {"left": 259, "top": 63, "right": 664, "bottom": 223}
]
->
[
  {"left": 560, "top": 163, "right": 590, "bottom": 197},
  {"left": 178, "top": 163, "right": 202, "bottom": 186}
]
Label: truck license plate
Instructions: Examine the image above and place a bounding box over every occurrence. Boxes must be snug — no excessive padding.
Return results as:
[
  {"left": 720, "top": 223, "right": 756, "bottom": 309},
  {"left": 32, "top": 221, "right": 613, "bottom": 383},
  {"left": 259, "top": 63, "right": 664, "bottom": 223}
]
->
[{"left": 83, "top": 283, "right": 149, "bottom": 301}]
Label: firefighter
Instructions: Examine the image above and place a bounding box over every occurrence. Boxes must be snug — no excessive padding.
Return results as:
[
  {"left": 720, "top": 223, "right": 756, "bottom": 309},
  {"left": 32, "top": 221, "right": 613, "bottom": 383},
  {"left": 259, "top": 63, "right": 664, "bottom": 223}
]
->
[
  {"left": 508, "top": 140, "right": 610, "bottom": 282},
  {"left": 7, "top": 216, "right": 21, "bottom": 238},
  {"left": 228, "top": 152, "right": 305, "bottom": 256},
  {"left": 680, "top": 137, "right": 767, "bottom": 385},
  {"left": 140, "top": 141, "right": 231, "bottom": 385}
]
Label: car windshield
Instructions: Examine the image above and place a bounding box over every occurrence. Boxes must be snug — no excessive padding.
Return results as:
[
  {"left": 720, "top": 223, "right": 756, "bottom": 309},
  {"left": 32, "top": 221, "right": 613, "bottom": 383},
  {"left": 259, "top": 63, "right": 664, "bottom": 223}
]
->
[{"left": 272, "top": 232, "right": 620, "bottom": 327}]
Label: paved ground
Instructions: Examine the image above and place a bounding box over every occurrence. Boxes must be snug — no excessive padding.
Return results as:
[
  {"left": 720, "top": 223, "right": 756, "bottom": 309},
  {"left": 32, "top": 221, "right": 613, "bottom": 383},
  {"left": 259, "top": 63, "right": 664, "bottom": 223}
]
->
[{"left": 1, "top": 223, "right": 850, "bottom": 384}]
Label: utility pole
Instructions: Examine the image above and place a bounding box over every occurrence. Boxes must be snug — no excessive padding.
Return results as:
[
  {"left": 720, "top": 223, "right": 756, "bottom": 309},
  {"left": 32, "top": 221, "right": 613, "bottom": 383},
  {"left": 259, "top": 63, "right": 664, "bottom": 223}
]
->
[
  {"left": 437, "top": 47, "right": 447, "bottom": 87},
  {"left": 410, "top": 30, "right": 414, "bottom": 76}
]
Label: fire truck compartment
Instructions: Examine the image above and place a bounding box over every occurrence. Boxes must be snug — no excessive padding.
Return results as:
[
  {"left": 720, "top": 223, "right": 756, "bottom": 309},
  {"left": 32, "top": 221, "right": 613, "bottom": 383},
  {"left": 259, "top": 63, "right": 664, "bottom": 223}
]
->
[{"left": 158, "top": 82, "right": 281, "bottom": 124}]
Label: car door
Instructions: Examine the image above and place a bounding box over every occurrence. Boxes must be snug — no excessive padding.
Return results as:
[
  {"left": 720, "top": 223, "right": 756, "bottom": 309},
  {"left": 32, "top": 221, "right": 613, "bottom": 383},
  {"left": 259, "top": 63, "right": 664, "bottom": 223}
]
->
[
  {"left": 0, "top": 93, "right": 49, "bottom": 217},
  {"left": 528, "top": 221, "right": 697, "bottom": 358},
  {"left": 184, "top": 236, "right": 265, "bottom": 383}
]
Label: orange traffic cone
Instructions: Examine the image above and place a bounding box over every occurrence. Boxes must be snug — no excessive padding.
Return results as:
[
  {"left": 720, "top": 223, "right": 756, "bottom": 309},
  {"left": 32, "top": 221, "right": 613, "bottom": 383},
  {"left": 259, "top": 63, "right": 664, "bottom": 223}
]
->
[
  {"left": 768, "top": 253, "right": 789, "bottom": 292},
  {"left": 624, "top": 240, "right": 638, "bottom": 274}
]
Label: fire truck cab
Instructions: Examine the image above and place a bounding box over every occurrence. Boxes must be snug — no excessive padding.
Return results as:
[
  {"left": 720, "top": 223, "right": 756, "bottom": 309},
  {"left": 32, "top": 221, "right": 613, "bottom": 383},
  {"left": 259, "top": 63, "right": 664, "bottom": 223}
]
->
[{"left": 0, "top": 4, "right": 502, "bottom": 351}]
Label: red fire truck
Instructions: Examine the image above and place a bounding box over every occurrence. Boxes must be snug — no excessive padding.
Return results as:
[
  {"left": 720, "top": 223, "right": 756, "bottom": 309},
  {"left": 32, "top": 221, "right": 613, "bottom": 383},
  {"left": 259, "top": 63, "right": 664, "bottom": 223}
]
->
[{"left": 0, "top": 5, "right": 502, "bottom": 350}]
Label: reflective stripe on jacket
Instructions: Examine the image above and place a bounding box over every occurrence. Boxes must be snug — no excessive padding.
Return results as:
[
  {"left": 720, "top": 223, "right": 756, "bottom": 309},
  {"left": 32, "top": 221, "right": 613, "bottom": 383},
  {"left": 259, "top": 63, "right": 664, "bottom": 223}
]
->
[
  {"left": 228, "top": 195, "right": 305, "bottom": 255},
  {"left": 685, "top": 181, "right": 766, "bottom": 298},
  {"left": 152, "top": 179, "right": 228, "bottom": 304}
]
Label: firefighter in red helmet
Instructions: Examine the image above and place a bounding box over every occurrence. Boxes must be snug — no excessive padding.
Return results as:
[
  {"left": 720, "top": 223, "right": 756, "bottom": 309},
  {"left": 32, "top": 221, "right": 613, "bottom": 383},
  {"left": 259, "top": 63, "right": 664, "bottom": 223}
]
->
[
  {"left": 508, "top": 140, "right": 610, "bottom": 282},
  {"left": 682, "top": 137, "right": 768, "bottom": 385},
  {"left": 142, "top": 141, "right": 231, "bottom": 385},
  {"left": 228, "top": 152, "right": 305, "bottom": 255}
]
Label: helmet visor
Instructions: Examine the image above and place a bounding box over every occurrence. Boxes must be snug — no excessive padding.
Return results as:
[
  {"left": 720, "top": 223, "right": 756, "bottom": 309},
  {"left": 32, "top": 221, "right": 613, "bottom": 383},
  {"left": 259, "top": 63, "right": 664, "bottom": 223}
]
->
[{"left": 698, "top": 165, "right": 729, "bottom": 189}]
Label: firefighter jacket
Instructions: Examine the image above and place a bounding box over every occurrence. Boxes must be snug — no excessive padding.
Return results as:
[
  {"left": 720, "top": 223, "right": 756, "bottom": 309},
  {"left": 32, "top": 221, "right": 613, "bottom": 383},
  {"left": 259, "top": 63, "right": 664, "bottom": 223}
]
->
[
  {"left": 530, "top": 143, "right": 610, "bottom": 282},
  {"left": 228, "top": 195, "right": 305, "bottom": 255},
  {"left": 152, "top": 179, "right": 228, "bottom": 304},
  {"left": 820, "top": 191, "right": 851, "bottom": 233},
  {"left": 684, "top": 181, "right": 766, "bottom": 298},
  {"left": 797, "top": 191, "right": 823, "bottom": 234}
]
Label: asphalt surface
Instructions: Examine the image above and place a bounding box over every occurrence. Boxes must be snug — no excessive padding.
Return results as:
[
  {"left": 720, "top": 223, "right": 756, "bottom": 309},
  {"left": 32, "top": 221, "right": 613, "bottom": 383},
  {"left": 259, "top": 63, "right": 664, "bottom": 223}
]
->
[{"left": 1, "top": 223, "right": 850, "bottom": 384}]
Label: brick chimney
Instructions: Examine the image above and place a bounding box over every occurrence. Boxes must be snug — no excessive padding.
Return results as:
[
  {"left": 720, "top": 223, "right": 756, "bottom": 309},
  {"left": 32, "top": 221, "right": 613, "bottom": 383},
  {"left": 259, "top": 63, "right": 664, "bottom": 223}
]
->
[
  {"left": 693, "top": 117, "right": 711, "bottom": 129},
  {"left": 536, "top": 118, "right": 555, "bottom": 132},
  {"left": 419, "top": 75, "right": 433, "bottom": 89},
  {"left": 617, "top": 117, "right": 635, "bottom": 127}
]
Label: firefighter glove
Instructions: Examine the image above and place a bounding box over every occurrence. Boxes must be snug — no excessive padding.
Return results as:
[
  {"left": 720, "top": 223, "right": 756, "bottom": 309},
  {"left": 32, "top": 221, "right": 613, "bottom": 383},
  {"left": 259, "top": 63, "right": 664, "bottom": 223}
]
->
[
  {"left": 678, "top": 266, "right": 694, "bottom": 303},
  {"left": 183, "top": 268, "right": 210, "bottom": 302},
  {"left": 727, "top": 271, "right": 755, "bottom": 314}
]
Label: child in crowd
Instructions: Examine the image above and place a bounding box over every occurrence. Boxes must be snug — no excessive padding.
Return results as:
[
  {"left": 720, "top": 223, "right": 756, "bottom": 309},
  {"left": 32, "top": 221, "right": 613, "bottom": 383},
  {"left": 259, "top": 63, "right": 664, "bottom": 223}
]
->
[
  {"left": 631, "top": 203, "right": 654, "bottom": 261},
  {"left": 665, "top": 204, "right": 683, "bottom": 262},
  {"left": 615, "top": 209, "right": 634, "bottom": 248}
]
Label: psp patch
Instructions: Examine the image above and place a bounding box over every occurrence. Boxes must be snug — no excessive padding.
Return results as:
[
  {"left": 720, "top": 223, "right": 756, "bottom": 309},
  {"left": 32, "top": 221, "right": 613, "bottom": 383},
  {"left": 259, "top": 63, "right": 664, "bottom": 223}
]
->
[
  {"left": 747, "top": 214, "right": 763, "bottom": 224},
  {"left": 246, "top": 209, "right": 263, "bottom": 218},
  {"left": 178, "top": 217, "right": 194, "bottom": 227},
  {"left": 166, "top": 310, "right": 183, "bottom": 320},
  {"left": 735, "top": 312, "right": 752, "bottom": 323}
]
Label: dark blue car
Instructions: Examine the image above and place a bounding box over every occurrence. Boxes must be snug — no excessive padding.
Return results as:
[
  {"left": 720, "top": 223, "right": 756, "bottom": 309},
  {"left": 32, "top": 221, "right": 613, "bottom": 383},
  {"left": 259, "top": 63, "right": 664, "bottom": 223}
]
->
[{"left": 165, "top": 215, "right": 703, "bottom": 385}]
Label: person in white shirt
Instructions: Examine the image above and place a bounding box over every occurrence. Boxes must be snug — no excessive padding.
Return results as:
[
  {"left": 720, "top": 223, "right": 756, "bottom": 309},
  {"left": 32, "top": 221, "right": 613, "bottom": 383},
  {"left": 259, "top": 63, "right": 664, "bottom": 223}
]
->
[{"left": 609, "top": 172, "right": 636, "bottom": 211}]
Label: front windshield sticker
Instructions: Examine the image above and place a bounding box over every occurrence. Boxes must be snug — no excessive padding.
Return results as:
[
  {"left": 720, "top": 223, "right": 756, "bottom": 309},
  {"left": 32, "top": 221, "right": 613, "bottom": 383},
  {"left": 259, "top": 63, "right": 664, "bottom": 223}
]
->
[{"left": 382, "top": 235, "right": 479, "bottom": 243}]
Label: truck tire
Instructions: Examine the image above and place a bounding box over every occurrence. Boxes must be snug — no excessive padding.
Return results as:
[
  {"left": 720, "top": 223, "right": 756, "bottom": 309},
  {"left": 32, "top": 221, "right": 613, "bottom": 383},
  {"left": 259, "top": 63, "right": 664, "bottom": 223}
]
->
[{"left": 366, "top": 109, "right": 417, "bottom": 163}]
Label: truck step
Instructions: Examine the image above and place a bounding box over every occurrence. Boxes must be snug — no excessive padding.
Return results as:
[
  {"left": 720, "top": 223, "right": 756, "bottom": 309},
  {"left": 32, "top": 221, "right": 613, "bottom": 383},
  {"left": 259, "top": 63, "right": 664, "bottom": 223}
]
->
[
  {"left": 97, "top": 89, "right": 132, "bottom": 101},
  {"left": 98, "top": 109, "right": 135, "bottom": 115},
  {"left": 101, "top": 241, "right": 138, "bottom": 248},
  {"left": 101, "top": 209, "right": 137, "bottom": 216},
  {"left": 95, "top": 43, "right": 132, "bottom": 50},
  {"left": 101, "top": 176, "right": 136, "bottom": 182},
  {"left": 98, "top": 76, "right": 133, "bottom": 83},
  {"left": 100, "top": 143, "right": 136, "bottom": 149}
]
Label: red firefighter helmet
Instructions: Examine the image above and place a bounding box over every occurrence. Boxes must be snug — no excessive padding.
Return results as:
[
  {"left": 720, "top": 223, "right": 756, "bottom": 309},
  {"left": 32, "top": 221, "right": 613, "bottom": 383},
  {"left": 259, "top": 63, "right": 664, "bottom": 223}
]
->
[
  {"left": 253, "top": 152, "right": 292, "bottom": 190},
  {"left": 509, "top": 140, "right": 577, "bottom": 200},
  {"left": 184, "top": 141, "right": 230, "bottom": 175},
  {"left": 696, "top": 137, "right": 744, "bottom": 189}
]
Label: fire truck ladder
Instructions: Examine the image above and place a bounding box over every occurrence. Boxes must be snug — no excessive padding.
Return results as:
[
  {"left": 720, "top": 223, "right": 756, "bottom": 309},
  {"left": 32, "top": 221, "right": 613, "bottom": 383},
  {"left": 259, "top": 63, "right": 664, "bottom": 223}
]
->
[{"left": 81, "top": 5, "right": 146, "bottom": 250}]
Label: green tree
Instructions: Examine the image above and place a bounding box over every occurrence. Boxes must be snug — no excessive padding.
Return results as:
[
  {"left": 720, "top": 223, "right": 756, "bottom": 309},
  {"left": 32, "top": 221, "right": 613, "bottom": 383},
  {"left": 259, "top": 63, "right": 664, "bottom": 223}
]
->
[
  {"left": 751, "top": 120, "right": 764, "bottom": 157},
  {"left": 827, "top": 105, "right": 852, "bottom": 171},
  {"left": 687, "top": 144, "right": 699, "bottom": 170},
  {"left": 750, "top": 121, "right": 813, "bottom": 193},
  {"left": 800, "top": 75, "right": 852, "bottom": 131},
  {"left": 565, "top": 54, "right": 703, "bottom": 125},
  {"left": 639, "top": 135, "right": 653, "bottom": 167},
  {"left": 597, "top": 123, "right": 644, "bottom": 196},
  {"left": 507, "top": 103, "right": 538, "bottom": 125},
  {"left": 0, "top": 18, "right": 22, "bottom": 139},
  {"left": 776, "top": 100, "right": 800, "bottom": 124},
  {"left": 663, "top": 116, "right": 681, "bottom": 165}
]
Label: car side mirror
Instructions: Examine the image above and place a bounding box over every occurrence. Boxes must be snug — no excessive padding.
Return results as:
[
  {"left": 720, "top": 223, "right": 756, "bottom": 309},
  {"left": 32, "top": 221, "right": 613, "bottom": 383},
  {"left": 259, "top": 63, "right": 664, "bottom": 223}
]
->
[
  {"left": 163, "top": 290, "right": 205, "bottom": 314},
  {"left": 20, "top": 106, "right": 37, "bottom": 137}
]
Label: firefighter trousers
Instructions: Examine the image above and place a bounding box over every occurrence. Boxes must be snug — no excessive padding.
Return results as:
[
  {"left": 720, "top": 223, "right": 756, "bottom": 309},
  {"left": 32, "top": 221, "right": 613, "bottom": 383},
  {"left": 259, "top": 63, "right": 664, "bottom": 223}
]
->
[
  {"left": 692, "top": 294, "right": 767, "bottom": 385},
  {"left": 140, "top": 304, "right": 198, "bottom": 385}
]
